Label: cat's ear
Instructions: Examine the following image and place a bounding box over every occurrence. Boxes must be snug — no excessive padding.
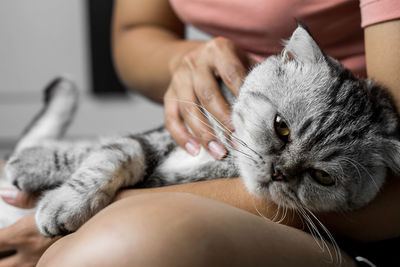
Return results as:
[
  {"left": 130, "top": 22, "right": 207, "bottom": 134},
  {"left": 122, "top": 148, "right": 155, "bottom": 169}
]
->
[
  {"left": 282, "top": 23, "right": 325, "bottom": 64},
  {"left": 382, "top": 139, "right": 400, "bottom": 174}
]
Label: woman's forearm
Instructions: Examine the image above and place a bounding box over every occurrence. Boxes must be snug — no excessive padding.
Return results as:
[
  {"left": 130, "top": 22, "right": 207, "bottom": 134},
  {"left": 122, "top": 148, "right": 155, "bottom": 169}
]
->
[
  {"left": 112, "top": 0, "right": 203, "bottom": 102},
  {"left": 365, "top": 20, "right": 400, "bottom": 108},
  {"left": 114, "top": 178, "right": 283, "bottom": 221},
  {"left": 112, "top": 27, "right": 202, "bottom": 102},
  {"left": 114, "top": 175, "right": 400, "bottom": 243}
]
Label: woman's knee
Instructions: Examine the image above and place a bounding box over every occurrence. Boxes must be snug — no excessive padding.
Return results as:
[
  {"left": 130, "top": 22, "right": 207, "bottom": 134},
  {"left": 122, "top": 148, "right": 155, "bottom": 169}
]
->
[
  {"left": 38, "top": 192, "right": 356, "bottom": 267},
  {"left": 38, "top": 192, "right": 230, "bottom": 267}
]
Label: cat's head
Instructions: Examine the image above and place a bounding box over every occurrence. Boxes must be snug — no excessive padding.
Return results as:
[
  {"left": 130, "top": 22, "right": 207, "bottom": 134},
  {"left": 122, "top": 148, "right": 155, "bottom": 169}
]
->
[{"left": 232, "top": 24, "right": 400, "bottom": 212}]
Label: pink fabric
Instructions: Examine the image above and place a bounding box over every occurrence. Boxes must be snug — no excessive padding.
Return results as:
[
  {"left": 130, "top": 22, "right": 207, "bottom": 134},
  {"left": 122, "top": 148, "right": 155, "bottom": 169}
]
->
[
  {"left": 169, "top": 0, "right": 400, "bottom": 77},
  {"left": 360, "top": 0, "right": 400, "bottom": 27}
]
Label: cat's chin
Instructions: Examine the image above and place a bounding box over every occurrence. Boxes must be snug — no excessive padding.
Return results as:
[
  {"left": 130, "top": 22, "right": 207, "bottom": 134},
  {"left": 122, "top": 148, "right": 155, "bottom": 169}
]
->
[
  {"left": 241, "top": 174, "right": 271, "bottom": 198},
  {"left": 243, "top": 178, "right": 300, "bottom": 210},
  {"left": 261, "top": 182, "right": 299, "bottom": 210}
]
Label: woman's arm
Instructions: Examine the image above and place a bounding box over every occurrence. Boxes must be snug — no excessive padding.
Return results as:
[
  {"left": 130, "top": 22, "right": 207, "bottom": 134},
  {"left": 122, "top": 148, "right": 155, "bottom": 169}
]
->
[
  {"left": 113, "top": 20, "right": 400, "bottom": 241},
  {"left": 112, "top": 0, "right": 201, "bottom": 102},
  {"left": 365, "top": 20, "right": 400, "bottom": 108},
  {"left": 115, "top": 178, "right": 285, "bottom": 224},
  {"left": 115, "top": 12, "right": 400, "bottom": 243},
  {"left": 112, "top": 0, "right": 251, "bottom": 157},
  {"left": 114, "top": 174, "right": 400, "bottom": 243}
]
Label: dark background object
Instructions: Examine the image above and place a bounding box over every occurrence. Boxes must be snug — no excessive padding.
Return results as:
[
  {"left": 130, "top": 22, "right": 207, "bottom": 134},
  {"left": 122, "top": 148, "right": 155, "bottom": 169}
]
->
[{"left": 87, "top": 0, "right": 126, "bottom": 95}]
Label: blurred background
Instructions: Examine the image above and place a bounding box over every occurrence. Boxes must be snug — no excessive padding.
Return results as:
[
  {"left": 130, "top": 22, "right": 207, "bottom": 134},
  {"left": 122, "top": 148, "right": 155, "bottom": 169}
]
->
[{"left": 0, "top": 0, "right": 210, "bottom": 156}]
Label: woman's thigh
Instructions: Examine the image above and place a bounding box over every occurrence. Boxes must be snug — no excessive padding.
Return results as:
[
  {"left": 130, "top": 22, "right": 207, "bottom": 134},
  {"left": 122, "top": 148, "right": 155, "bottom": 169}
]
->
[{"left": 37, "top": 192, "right": 356, "bottom": 267}]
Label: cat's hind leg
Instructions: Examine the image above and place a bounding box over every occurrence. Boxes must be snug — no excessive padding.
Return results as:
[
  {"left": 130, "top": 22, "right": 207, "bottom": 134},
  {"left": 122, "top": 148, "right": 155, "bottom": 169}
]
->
[
  {"left": 14, "top": 77, "right": 78, "bottom": 153},
  {"left": 35, "top": 137, "right": 146, "bottom": 236},
  {"left": 2, "top": 77, "right": 80, "bottom": 193}
]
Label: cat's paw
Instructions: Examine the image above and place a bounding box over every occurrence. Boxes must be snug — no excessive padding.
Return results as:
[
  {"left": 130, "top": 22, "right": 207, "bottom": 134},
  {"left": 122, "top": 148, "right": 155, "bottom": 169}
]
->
[
  {"left": 35, "top": 184, "right": 111, "bottom": 237},
  {"left": 4, "top": 148, "right": 66, "bottom": 193},
  {"left": 4, "top": 150, "right": 47, "bottom": 193}
]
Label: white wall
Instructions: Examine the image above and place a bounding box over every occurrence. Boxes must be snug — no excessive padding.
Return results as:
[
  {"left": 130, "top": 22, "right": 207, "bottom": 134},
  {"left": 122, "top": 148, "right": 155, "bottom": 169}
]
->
[
  {"left": 0, "top": 1, "right": 165, "bottom": 156},
  {"left": 0, "top": 0, "right": 90, "bottom": 93},
  {"left": 0, "top": 1, "right": 211, "bottom": 156}
]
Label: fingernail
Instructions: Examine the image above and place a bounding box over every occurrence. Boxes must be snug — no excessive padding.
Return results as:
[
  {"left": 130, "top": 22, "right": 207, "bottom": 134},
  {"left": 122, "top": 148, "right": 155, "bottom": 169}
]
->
[
  {"left": 185, "top": 140, "right": 200, "bottom": 156},
  {"left": 0, "top": 188, "right": 19, "bottom": 204},
  {"left": 208, "top": 141, "right": 227, "bottom": 160}
]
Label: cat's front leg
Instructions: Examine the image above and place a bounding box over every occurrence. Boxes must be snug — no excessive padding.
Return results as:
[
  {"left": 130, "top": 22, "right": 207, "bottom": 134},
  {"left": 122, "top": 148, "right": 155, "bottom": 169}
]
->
[
  {"left": 35, "top": 137, "right": 146, "bottom": 237},
  {"left": 4, "top": 143, "right": 90, "bottom": 193}
]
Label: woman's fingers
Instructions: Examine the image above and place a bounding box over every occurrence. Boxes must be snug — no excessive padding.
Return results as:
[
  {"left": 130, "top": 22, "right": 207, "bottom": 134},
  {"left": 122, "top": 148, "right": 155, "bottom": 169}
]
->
[
  {"left": 0, "top": 220, "right": 22, "bottom": 258},
  {"left": 0, "top": 189, "right": 37, "bottom": 209},
  {"left": 0, "top": 229, "right": 15, "bottom": 252},
  {"left": 176, "top": 73, "right": 227, "bottom": 159},
  {"left": 193, "top": 66, "right": 233, "bottom": 133},
  {"left": 0, "top": 254, "right": 20, "bottom": 267},
  {"left": 164, "top": 89, "right": 200, "bottom": 156},
  {"left": 211, "top": 38, "right": 248, "bottom": 96},
  {"left": 0, "top": 215, "right": 57, "bottom": 267},
  {"left": 0, "top": 219, "right": 23, "bottom": 252},
  {"left": 165, "top": 36, "right": 251, "bottom": 159}
]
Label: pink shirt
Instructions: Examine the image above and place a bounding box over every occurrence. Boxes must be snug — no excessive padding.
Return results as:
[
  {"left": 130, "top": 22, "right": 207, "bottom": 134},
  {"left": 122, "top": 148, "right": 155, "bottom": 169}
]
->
[{"left": 170, "top": 0, "right": 400, "bottom": 77}]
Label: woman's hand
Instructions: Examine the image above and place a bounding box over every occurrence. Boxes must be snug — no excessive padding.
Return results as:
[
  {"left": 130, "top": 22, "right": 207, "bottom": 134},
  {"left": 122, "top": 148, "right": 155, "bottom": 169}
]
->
[
  {"left": 0, "top": 190, "right": 58, "bottom": 267},
  {"left": 164, "top": 37, "right": 253, "bottom": 159}
]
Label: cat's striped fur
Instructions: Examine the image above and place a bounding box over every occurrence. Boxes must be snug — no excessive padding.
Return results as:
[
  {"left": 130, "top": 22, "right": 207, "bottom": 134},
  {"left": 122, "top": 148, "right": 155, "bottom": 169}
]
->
[
  {"left": 4, "top": 78, "right": 238, "bottom": 237},
  {"left": 3, "top": 25, "right": 400, "bottom": 248}
]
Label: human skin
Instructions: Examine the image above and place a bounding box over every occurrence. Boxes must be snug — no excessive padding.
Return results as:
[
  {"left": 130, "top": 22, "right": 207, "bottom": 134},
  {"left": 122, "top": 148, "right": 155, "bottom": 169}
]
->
[
  {"left": 0, "top": 1, "right": 399, "bottom": 266},
  {"left": 112, "top": 0, "right": 253, "bottom": 159}
]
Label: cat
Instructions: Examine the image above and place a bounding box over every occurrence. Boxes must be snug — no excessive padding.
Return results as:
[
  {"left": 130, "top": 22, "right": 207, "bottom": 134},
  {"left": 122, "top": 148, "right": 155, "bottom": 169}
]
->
[{"left": 2, "top": 24, "right": 400, "bottom": 243}]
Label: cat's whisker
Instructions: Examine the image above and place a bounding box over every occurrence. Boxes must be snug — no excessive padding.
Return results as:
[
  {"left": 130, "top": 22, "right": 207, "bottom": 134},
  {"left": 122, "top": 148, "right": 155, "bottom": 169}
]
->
[
  {"left": 197, "top": 104, "right": 233, "bottom": 135},
  {"left": 253, "top": 200, "right": 271, "bottom": 223},
  {"left": 186, "top": 110, "right": 259, "bottom": 164},
  {"left": 272, "top": 203, "right": 283, "bottom": 223},
  {"left": 165, "top": 97, "right": 265, "bottom": 162},
  {"left": 276, "top": 206, "right": 288, "bottom": 224},
  {"left": 303, "top": 207, "right": 342, "bottom": 265},
  {"left": 340, "top": 158, "right": 362, "bottom": 181},
  {"left": 271, "top": 204, "right": 279, "bottom": 222},
  {"left": 340, "top": 157, "right": 380, "bottom": 192},
  {"left": 166, "top": 97, "right": 233, "bottom": 136},
  {"left": 294, "top": 209, "right": 306, "bottom": 231},
  {"left": 178, "top": 98, "right": 264, "bottom": 161},
  {"left": 300, "top": 209, "right": 328, "bottom": 251},
  {"left": 230, "top": 136, "right": 265, "bottom": 161},
  {"left": 348, "top": 157, "right": 380, "bottom": 192},
  {"left": 297, "top": 207, "right": 326, "bottom": 252},
  {"left": 335, "top": 161, "right": 346, "bottom": 179},
  {"left": 293, "top": 200, "right": 339, "bottom": 265}
]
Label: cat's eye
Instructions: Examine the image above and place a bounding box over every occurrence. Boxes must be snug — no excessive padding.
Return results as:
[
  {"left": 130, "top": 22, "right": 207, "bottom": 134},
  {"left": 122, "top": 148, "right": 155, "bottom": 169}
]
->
[
  {"left": 310, "top": 169, "right": 335, "bottom": 186},
  {"left": 274, "top": 115, "right": 290, "bottom": 141}
]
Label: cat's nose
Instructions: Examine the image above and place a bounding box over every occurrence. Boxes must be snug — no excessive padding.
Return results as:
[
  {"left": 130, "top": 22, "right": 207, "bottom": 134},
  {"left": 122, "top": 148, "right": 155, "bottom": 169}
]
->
[{"left": 271, "top": 166, "right": 286, "bottom": 182}]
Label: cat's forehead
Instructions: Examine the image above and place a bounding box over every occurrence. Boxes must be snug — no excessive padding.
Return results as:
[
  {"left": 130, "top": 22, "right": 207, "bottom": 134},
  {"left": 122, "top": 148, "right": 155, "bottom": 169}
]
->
[{"left": 242, "top": 52, "right": 397, "bottom": 144}]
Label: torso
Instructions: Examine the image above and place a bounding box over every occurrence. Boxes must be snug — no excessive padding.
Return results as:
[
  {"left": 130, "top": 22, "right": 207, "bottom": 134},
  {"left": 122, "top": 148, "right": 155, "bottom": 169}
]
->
[{"left": 170, "top": 0, "right": 365, "bottom": 76}]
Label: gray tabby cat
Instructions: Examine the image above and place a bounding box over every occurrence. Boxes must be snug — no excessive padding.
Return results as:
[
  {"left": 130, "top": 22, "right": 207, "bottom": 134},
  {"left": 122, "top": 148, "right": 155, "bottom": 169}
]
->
[{"left": 3, "top": 25, "right": 400, "bottom": 241}]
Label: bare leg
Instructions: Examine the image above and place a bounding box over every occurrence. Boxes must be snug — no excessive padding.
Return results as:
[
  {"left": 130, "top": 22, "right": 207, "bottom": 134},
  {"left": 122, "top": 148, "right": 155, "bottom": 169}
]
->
[{"left": 37, "top": 193, "right": 356, "bottom": 267}]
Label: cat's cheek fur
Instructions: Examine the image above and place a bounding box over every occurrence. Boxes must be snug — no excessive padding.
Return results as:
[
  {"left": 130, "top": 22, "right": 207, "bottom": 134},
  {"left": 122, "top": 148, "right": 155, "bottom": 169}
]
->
[
  {"left": 297, "top": 184, "right": 347, "bottom": 211},
  {"left": 236, "top": 156, "right": 273, "bottom": 197},
  {"left": 346, "top": 166, "right": 387, "bottom": 210},
  {"left": 239, "top": 163, "right": 263, "bottom": 196}
]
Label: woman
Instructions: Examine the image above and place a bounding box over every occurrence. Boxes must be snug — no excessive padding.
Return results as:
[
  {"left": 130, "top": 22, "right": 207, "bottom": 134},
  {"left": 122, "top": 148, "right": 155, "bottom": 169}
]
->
[{"left": 1, "top": 0, "right": 400, "bottom": 266}]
